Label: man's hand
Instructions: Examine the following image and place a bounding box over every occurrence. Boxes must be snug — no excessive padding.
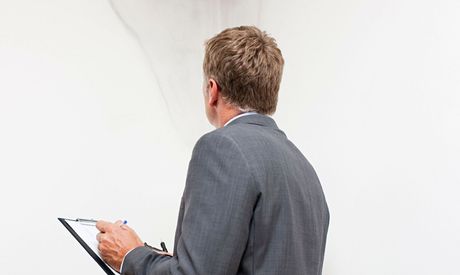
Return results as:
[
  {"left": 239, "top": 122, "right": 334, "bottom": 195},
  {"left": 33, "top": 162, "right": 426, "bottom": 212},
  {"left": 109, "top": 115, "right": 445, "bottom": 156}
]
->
[{"left": 96, "top": 220, "right": 144, "bottom": 272}]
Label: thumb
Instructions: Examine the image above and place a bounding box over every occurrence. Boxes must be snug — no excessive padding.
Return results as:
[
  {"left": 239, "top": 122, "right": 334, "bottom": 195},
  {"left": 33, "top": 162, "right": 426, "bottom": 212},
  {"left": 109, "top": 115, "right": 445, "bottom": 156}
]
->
[{"left": 96, "top": 220, "right": 111, "bottom": 233}]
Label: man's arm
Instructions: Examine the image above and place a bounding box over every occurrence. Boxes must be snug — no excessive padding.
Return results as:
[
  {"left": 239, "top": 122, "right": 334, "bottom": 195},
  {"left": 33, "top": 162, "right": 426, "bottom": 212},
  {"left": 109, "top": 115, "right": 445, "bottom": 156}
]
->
[{"left": 122, "top": 132, "right": 259, "bottom": 275}]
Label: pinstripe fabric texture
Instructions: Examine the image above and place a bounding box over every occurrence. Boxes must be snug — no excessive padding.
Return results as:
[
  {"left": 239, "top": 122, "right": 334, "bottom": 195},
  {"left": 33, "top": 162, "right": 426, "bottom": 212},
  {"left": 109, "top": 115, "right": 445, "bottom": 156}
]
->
[{"left": 122, "top": 114, "right": 329, "bottom": 275}]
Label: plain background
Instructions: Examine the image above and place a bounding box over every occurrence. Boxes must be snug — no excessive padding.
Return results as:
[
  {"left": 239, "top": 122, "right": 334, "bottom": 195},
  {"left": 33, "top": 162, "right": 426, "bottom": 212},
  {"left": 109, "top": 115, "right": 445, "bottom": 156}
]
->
[{"left": 0, "top": 0, "right": 459, "bottom": 274}]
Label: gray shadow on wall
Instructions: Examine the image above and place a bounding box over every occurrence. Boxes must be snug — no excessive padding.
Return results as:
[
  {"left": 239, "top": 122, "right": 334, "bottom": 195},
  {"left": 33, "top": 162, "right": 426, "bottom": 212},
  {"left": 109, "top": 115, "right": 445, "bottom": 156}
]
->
[{"left": 107, "top": 0, "right": 263, "bottom": 146}]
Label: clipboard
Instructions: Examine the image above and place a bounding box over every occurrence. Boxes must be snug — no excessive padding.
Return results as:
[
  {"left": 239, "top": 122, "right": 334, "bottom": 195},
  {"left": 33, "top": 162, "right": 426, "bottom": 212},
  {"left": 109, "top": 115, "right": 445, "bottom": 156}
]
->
[{"left": 58, "top": 217, "right": 117, "bottom": 275}]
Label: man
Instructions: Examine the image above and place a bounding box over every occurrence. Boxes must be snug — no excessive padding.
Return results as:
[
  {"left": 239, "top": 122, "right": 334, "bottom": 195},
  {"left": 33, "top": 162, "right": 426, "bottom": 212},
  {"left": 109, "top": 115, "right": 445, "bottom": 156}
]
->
[{"left": 96, "top": 26, "right": 329, "bottom": 275}]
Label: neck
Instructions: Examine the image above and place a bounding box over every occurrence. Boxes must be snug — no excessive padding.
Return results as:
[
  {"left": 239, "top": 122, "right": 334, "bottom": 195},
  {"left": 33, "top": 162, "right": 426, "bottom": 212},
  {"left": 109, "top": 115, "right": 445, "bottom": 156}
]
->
[{"left": 214, "top": 107, "right": 243, "bottom": 128}]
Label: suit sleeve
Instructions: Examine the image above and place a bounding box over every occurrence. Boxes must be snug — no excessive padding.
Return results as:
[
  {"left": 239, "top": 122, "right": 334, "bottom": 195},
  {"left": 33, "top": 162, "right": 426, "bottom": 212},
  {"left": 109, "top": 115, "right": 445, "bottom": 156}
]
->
[{"left": 122, "top": 132, "right": 259, "bottom": 275}]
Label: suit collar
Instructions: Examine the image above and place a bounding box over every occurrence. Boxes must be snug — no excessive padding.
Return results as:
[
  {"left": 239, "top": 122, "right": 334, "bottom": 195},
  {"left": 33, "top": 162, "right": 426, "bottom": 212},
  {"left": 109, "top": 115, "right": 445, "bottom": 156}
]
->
[{"left": 226, "top": 113, "right": 279, "bottom": 130}]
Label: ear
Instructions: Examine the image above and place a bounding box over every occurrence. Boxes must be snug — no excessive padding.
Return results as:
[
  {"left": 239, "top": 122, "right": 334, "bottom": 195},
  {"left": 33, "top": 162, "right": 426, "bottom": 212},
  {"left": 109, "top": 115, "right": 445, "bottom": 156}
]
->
[{"left": 207, "top": 78, "right": 220, "bottom": 107}]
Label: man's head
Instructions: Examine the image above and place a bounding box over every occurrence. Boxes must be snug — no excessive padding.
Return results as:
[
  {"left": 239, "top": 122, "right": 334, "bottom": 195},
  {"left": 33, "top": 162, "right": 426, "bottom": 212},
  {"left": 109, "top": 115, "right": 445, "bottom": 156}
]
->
[{"left": 202, "top": 26, "right": 284, "bottom": 127}]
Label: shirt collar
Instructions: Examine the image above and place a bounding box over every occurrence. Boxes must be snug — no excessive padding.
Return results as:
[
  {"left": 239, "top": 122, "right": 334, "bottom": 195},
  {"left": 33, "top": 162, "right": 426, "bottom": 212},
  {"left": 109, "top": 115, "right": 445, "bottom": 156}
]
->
[{"left": 224, "top": 112, "right": 258, "bottom": 127}]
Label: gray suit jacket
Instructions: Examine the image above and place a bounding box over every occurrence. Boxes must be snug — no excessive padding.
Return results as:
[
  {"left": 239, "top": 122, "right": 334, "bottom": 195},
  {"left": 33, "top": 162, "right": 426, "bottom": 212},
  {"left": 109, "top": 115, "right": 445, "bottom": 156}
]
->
[{"left": 122, "top": 114, "right": 329, "bottom": 275}]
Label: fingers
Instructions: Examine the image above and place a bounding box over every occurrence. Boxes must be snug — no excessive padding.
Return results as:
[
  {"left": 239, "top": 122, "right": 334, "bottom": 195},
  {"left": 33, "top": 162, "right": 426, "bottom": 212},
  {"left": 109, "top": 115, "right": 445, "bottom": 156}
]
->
[
  {"left": 96, "top": 232, "right": 104, "bottom": 242},
  {"left": 97, "top": 220, "right": 124, "bottom": 232},
  {"left": 97, "top": 233, "right": 106, "bottom": 255},
  {"left": 96, "top": 220, "right": 112, "bottom": 233},
  {"left": 97, "top": 233, "right": 112, "bottom": 257},
  {"left": 157, "top": 251, "right": 173, "bottom": 257},
  {"left": 95, "top": 221, "right": 142, "bottom": 273}
]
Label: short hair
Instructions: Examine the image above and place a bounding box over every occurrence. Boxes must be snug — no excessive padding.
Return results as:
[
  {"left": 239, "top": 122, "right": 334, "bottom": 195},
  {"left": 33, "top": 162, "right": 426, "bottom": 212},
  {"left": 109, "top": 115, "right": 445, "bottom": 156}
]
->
[{"left": 203, "top": 26, "right": 284, "bottom": 115}]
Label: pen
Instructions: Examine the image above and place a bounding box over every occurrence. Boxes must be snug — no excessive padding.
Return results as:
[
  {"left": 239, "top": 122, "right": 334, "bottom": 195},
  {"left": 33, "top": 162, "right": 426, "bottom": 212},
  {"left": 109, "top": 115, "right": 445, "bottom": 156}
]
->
[
  {"left": 160, "top": 241, "right": 168, "bottom": 253},
  {"left": 76, "top": 218, "right": 97, "bottom": 223},
  {"left": 76, "top": 219, "right": 127, "bottom": 225}
]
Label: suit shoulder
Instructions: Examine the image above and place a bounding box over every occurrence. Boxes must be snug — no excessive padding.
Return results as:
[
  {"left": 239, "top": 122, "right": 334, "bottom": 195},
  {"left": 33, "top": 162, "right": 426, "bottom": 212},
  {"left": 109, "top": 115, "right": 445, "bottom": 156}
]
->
[
  {"left": 193, "top": 128, "right": 241, "bottom": 154},
  {"left": 197, "top": 124, "right": 245, "bottom": 142}
]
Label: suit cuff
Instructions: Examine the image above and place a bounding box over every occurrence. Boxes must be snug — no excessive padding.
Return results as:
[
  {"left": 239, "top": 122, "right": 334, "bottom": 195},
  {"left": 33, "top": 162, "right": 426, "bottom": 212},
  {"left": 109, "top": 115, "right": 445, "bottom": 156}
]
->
[
  {"left": 120, "top": 246, "right": 156, "bottom": 275},
  {"left": 119, "top": 247, "right": 138, "bottom": 274}
]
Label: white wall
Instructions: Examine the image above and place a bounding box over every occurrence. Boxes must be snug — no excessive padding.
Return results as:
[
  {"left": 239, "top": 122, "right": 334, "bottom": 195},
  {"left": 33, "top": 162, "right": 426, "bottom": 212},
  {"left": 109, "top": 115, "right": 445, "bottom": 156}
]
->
[{"left": 0, "top": 1, "right": 459, "bottom": 274}]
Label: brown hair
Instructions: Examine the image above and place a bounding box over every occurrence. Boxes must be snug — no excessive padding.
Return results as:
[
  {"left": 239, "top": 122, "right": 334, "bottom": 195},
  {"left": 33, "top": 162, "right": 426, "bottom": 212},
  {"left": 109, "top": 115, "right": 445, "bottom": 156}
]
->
[{"left": 203, "top": 26, "right": 284, "bottom": 115}]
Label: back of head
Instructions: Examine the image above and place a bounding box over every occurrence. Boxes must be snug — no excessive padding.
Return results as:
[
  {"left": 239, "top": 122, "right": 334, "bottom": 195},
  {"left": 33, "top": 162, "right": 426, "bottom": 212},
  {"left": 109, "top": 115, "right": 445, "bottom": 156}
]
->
[{"left": 203, "top": 26, "right": 284, "bottom": 115}]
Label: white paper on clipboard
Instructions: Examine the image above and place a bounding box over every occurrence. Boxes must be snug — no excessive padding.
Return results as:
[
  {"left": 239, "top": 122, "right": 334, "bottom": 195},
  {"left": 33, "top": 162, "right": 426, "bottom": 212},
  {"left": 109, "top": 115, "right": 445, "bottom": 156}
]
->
[{"left": 59, "top": 218, "right": 118, "bottom": 275}]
